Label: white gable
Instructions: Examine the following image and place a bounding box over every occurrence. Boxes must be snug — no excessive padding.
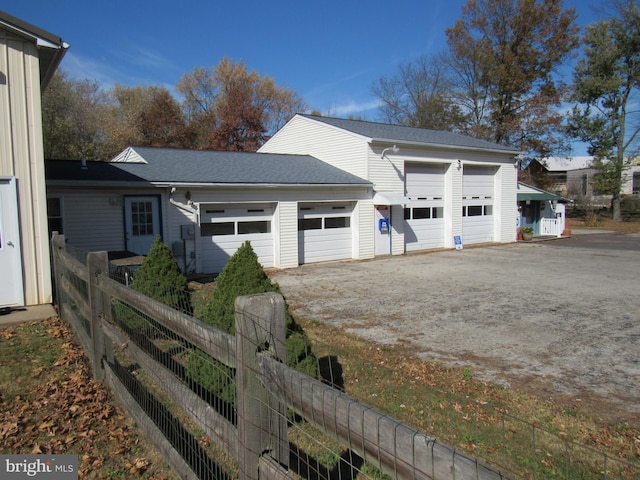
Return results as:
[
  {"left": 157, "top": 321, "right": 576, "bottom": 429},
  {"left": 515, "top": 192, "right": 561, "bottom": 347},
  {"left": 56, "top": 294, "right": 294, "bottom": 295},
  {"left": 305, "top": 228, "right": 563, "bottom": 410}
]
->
[{"left": 110, "top": 147, "right": 147, "bottom": 164}]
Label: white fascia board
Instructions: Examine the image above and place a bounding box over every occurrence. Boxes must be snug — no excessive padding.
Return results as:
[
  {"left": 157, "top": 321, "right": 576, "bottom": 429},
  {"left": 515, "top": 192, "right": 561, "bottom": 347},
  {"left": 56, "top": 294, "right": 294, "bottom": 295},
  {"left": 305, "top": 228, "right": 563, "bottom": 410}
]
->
[{"left": 371, "top": 137, "right": 522, "bottom": 157}]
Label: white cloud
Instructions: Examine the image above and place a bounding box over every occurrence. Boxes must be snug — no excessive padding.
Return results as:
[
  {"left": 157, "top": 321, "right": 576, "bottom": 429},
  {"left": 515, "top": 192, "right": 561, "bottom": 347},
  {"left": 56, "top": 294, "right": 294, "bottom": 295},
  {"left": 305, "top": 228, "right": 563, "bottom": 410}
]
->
[{"left": 330, "top": 99, "right": 384, "bottom": 117}]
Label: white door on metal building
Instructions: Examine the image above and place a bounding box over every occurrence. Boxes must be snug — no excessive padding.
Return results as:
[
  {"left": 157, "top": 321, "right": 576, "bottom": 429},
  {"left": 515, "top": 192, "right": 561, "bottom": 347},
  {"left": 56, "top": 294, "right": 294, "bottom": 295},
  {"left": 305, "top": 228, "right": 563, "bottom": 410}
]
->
[
  {"left": 124, "top": 196, "right": 161, "bottom": 255},
  {"left": 0, "top": 177, "right": 24, "bottom": 307}
]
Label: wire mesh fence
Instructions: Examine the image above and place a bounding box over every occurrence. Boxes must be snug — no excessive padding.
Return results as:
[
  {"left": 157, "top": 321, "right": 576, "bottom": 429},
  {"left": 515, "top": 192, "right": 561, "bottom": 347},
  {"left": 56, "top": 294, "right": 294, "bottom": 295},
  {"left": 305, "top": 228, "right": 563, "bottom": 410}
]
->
[{"left": 51, "top": 235, "right": 640, "bottom": 480}]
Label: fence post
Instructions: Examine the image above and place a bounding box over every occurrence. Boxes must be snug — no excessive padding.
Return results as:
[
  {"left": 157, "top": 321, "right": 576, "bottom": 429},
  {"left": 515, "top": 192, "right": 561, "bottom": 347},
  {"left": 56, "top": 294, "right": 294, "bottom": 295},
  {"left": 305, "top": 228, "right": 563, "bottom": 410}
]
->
[
  {"left": 236, "top": 293, "right": 288, "bottom": 480},
  {"left": 87, "top": 251, "right": 113, "bottom": 381},
  {"left": 50, "top": 233, "right": 65, "bottom": 307}
]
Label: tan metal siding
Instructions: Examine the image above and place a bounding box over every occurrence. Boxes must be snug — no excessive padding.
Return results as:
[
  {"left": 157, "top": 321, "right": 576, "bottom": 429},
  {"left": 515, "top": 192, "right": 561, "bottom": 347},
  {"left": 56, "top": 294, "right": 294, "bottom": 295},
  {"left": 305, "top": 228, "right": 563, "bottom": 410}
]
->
[{"left": 0, "top": 31, "right": 51, "bottom": 305}]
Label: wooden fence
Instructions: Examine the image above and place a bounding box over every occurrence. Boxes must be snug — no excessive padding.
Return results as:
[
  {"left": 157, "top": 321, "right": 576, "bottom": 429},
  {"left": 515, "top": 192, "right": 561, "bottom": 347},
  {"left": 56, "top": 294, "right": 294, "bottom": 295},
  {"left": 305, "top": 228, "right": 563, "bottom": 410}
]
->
[{"left": 51, "top": 233, "right": 510, "bottom": 480}]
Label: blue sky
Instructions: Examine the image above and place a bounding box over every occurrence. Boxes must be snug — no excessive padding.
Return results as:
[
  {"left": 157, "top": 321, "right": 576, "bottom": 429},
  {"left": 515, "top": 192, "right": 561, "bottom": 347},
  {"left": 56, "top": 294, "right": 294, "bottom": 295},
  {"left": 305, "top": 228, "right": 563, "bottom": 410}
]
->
[{"left": 3, "top": 0, "right": 600, "bottom": 128}]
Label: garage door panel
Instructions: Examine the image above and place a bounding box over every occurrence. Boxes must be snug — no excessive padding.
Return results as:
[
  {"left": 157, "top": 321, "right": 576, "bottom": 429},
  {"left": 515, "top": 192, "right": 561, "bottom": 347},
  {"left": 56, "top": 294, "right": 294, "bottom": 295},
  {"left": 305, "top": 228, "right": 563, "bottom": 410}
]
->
[
  {"left": 200, "top": 203, "right": 274, "bottom": 273},
  {"left": 299, "top": 228, "right": 351, "bottom": 264},
  {"left": 405, "top": 219, "right": 445, "bottom": 251},
  {"left": 202, "top": 233, "right": 274, "bottom": 273},
  {"left": 406, "top": 163, "right": 446, "bottom": 199},
  {"left": 298, "top": 202, "right": 353, "bottom": 264},
  {"left": 462, "top": 217, "right": 493, "bottom": 244},
  {"left": 404, "top": 163, "right": 447, "bottom": 251},
  {"left": 463, "top": 167, "right": 495, "bottom": 244}
]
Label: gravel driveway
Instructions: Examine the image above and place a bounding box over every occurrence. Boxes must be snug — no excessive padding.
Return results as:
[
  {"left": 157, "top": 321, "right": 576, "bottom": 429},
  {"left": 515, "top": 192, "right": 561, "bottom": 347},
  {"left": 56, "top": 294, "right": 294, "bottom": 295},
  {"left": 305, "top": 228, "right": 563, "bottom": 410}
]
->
[{"left": 271, "top": 232, "right": 640, "bottom": 425}]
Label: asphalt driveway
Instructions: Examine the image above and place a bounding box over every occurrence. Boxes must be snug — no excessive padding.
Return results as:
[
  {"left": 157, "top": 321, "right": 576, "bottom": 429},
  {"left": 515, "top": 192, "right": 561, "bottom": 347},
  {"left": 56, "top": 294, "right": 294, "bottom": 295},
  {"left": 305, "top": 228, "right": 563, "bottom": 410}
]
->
[{"left": 271, "top": 231, "right": 640, "bottom": 425}]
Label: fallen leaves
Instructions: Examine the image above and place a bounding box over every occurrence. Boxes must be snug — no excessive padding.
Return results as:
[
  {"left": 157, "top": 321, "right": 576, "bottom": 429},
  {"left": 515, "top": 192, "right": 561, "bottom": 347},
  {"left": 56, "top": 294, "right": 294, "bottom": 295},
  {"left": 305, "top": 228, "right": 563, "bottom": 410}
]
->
[{"left": 0, "top": 316, "right": 175, "bottom": 479}]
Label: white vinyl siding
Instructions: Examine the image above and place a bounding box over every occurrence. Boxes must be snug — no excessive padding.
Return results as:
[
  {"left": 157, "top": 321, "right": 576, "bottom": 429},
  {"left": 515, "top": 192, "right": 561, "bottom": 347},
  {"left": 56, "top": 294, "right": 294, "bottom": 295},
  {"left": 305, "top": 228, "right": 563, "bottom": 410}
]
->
[
  {"left": 463, "top": 166, "right": 496, "bottom": 244},
  {"left": 298, "top": 202, "right": 353, "bottom": 264},
  {"left": 259, "top": 116, "right": 369, "bottom": 179}
]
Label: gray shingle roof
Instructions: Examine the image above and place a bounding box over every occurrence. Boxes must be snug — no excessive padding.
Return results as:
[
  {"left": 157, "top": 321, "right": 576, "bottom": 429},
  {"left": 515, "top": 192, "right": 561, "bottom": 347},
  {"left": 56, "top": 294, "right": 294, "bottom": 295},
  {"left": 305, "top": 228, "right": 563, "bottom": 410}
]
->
[
  {"left": 300, "top": 114, "right": 520, "bottom": 154},
  {"left": 45, "top": 147, "right": 371, "bottom": 186}
]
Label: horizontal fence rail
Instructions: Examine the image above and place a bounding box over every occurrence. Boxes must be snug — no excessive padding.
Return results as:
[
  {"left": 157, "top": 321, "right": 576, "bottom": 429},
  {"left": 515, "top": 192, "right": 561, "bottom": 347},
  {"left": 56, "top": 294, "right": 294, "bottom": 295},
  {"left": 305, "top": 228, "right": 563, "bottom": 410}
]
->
[{"left": 50, "top": 233, "right": 638, "bottom": 480}]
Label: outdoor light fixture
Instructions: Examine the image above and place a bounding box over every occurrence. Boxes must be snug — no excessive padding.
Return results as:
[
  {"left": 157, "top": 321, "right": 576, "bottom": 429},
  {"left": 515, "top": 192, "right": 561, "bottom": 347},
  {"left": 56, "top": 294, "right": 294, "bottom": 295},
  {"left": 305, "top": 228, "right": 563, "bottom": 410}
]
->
[{"left": 381, "top": 145, "right": 399, "bottom": 158}]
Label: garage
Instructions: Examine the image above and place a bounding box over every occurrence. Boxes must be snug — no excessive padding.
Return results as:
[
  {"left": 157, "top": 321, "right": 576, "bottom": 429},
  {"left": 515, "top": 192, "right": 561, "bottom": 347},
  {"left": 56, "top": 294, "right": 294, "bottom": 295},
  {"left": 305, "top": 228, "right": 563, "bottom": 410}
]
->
[
  {"left": 462, "top": 166, "right": 496, "bottom": 244},
  {"left": 199, "top": 203, "right": 275, "bottom": 273},
  {"left": 298, "top": 202, "right": 353, "bottom": 264},
  {"left": 404, "top": 163, "right": 446, "bottom": 251}
]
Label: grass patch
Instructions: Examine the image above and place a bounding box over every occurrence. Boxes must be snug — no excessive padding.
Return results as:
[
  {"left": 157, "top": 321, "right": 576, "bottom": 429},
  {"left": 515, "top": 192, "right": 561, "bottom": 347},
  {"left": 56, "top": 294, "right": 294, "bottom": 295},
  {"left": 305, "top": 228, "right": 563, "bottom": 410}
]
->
[
  {"left": 0, "top": 317, "right": 178, "bottom": 479},
  {"left": 295, "top": 318, "right": 640, "bottom": 479}
]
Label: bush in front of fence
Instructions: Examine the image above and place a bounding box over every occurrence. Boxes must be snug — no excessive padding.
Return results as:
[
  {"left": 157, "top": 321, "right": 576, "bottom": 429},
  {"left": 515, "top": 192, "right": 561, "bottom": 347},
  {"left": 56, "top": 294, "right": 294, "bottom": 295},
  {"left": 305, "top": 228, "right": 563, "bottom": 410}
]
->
[{"left": 188, "top": 241, "right": 318, "bottom": 405}]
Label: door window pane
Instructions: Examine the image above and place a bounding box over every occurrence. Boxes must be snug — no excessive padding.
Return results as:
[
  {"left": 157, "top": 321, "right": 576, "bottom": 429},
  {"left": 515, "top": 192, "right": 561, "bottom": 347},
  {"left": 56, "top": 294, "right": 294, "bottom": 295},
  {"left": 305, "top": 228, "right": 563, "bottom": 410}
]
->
[
  {"left": 468, "top": 205, "right": 483, "bottom": 216},
  {"left": 238, "top": 221, "right": 270, "bottom": 234},
  {"left": 299, "top": 218, "right": 322, "bottom": 230},
  {"left": 201, "top": 222, "right": 235, "bottom": 236},
  {"left": 325, "top": 217, "right": 350, "bottom": 229},
  {"left": 131, "top": 201, "right": 154, "bottom": 236},
  {"left": 413, "top": 208, "right": 432, "bottom": 219}
]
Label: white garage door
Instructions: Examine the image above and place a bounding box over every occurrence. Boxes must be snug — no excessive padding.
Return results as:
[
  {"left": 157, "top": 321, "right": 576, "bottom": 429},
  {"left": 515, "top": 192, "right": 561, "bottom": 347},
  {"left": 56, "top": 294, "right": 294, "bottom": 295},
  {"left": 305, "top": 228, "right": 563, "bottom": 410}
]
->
[
  {"left": 298, "top": 202, "right": 353, "bottom": 264},
  {"left": 404, "top": 163, "right": 446, "bottom": 251},
  {"left": 200, "top": 203, "right": 274, "bottom": 273},
  {"left": 463, "top": 166, "right": 496, "bottom": 244}
]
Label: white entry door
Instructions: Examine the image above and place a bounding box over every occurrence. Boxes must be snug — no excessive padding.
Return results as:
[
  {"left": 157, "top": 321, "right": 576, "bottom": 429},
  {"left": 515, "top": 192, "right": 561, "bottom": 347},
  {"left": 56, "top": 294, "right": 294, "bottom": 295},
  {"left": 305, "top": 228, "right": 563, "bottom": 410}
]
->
[
  {"left": 374, "top": 206, "right": 391, "bottom": 255},
  {"left": 124, "top": 196, "right": 161, "bottom": 255},
  {"left": 0, "top": 177, "right": 24, "bottom": 307}
]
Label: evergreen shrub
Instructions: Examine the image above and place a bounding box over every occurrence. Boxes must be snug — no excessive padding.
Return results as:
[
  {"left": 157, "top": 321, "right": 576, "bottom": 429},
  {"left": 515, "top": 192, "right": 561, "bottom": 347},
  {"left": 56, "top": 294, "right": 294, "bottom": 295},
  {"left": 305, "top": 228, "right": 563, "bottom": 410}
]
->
[
  {"left": 188, "top": 241, "right": 318, "bottom": 404},
  {"left": 115, "top": 237, "right": 192, "bottom": 333}
]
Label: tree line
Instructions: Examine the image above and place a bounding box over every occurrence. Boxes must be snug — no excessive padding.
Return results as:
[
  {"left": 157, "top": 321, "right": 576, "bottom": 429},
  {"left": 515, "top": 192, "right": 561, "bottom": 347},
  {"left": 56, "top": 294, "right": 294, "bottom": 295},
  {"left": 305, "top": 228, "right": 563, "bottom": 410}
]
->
[
  {"left": 42, "top": 57, "right": 308, "bottom": 161},
  {"left": 43, "top": 0, "right": 639, "bottom": 221}
]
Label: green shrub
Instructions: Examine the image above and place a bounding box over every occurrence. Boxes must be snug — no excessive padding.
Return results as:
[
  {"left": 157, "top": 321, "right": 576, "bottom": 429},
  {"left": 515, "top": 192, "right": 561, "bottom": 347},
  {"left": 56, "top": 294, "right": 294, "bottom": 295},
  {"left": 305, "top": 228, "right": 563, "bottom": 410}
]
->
[
  {"left": 131, "top": 237, "right": 192, "bottom": 314},
  {"left": 114, "top": 237, "right": 192, "bottom": 333},
  {"left": 188, "top": 241, "right": 318, "bottom": 404},
  {"left": 621, "top": 195, "right": 640, "bottom": 215}
]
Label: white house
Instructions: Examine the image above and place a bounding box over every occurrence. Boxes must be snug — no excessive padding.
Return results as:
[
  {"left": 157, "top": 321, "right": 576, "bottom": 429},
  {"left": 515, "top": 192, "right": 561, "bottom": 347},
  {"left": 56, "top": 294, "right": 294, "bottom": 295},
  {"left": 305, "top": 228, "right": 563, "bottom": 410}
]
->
[
  {"left": 47, "top": 115, "right": 522, "bottom": 275},
  {"left": 260, "top": 114, "right": 521, "bottom": 256},
  {"left": 45, "top": 148, "right": 373, "bottom": 273},
  {"left": 0, "top": 10, "right": 68, "bottom": 307}
]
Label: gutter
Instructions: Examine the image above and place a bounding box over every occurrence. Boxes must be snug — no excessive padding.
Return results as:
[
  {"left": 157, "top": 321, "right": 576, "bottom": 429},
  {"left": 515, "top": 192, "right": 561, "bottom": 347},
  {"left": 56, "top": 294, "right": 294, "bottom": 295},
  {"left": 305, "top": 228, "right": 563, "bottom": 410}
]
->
[
  {"left": 371, "top": 138, "right": 523, "bottom": 156},
  {"left": 46, "top": 180, "right": 372, "bottom": 189}
]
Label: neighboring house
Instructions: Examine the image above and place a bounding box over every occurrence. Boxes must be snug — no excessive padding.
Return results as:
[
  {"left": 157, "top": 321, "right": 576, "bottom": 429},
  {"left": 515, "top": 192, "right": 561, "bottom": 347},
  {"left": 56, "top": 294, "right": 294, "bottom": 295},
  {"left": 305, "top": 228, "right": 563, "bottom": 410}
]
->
[
  {"left": 260, "top": 114, "right": 521, "bottom": 255},
  {"left": 45, "top": 148, "right": 372, "bottom": 273},
  {"left": 0, "top": 11, "right": 68, "bottom": 307},
  {"left": 528, "top": 156, "right": 640, "bottom": 205},
  {"left": 517, "top": 182, "right": 565, "bottom": 237}
]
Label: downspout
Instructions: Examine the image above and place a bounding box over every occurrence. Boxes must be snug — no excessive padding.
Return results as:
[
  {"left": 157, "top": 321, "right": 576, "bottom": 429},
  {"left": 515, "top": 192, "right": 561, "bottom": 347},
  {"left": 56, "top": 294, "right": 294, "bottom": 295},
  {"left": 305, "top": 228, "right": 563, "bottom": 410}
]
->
[{"left": 169, "top": 187, "right": 199, "bottom": 271}]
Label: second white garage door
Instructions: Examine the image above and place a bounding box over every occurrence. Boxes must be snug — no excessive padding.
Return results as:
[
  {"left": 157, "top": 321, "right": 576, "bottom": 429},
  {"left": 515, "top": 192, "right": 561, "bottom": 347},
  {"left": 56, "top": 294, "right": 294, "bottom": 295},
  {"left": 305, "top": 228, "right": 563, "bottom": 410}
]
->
[
  {"left": 200, "top": 203, "right": 275, "bottom": 273},
  {"left": 298, "top": 202, "right": 353, "bottom": 264},
  {"left": 463, "top": 166, "right": 496, "bottom": 244},
  {"left": 404, "top": 163, "right": 446, "bottom": 251}
]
